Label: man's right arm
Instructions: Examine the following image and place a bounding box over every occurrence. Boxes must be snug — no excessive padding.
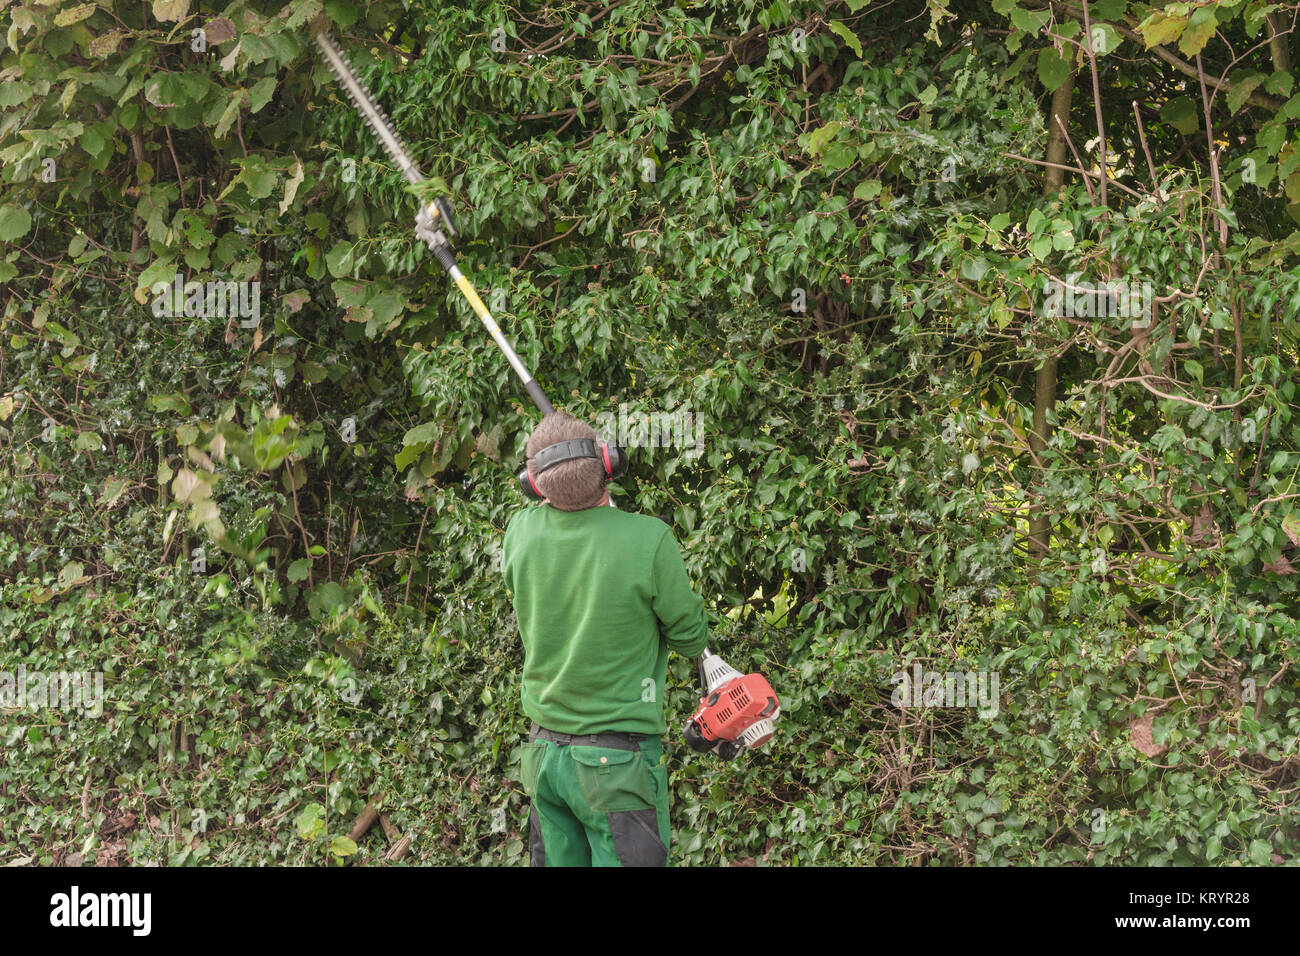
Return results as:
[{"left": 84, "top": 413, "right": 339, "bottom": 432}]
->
[{"left": 650, "top": 529, "right": 709, "bottom": 657}]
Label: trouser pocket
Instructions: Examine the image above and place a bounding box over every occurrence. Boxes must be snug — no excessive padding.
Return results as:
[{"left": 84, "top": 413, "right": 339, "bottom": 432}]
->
[
  {"left": 518, "top": 741, "right": 548, "bottom": 797},
  {"left": 569, "top": 745, "right": 656, "bottom": 812}
]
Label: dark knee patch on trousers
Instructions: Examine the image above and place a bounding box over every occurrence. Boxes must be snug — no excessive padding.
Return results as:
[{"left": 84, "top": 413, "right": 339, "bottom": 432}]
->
[
  {"left": 529, "top": 806, "right": 546, "bottom": 867},
  {"left": 608, "top": 808, "right": 667, "bottom": 867}
]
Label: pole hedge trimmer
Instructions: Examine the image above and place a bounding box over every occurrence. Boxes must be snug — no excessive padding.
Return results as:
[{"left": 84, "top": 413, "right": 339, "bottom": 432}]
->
[
  {"left": 313, "top": 28, "right": 778, "bottom": 761},
  {"left": 312, "top": 28, "right": 554, "bottom": 416}
]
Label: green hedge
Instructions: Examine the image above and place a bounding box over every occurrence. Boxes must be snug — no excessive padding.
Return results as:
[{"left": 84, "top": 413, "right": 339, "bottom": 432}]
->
[{"left": 3, "top": 0, "right": 1300, "bottom": 865}]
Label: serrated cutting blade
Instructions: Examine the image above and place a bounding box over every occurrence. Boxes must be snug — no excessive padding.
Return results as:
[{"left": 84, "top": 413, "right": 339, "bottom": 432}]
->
[
  {"left": 312, "top": 31, "right": 553, "bottom": 416},
  {"left": 313, "top": 30, "right": 424, "bottom": 185}
]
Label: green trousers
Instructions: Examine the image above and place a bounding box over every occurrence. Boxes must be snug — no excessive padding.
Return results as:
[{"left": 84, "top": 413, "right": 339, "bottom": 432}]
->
[{"left": 519, "top": 728, "right": 671, "bottom": 867}]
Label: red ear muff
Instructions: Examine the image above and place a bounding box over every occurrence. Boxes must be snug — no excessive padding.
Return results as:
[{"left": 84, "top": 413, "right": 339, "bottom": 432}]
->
[
  {"left": 517, "top": 466, "right": 544, "bottom": 501},
  {"left": 601, "top": 442, "right": 627, "bottom": 479}
]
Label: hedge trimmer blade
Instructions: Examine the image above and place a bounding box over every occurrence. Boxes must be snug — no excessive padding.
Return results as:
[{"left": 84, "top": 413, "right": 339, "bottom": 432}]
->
[
  {"left": 311, "top": 28, "right": 554, "bottom": 416},
  {"left": 313, "top": 30, "right": 424, "bottom": 185}
]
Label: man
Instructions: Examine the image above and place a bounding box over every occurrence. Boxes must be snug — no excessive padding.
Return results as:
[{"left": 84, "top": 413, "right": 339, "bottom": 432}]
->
[{"left": 501, "top": 411, "right": 709, "bottom": 866}]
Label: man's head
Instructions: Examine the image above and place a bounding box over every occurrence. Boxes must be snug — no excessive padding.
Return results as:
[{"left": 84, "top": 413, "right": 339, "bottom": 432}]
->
[{"left": 526, "top": 412, "right": 608, "bottom": 511}]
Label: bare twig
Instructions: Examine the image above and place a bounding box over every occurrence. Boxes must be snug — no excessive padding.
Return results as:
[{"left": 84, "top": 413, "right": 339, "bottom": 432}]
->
[
  {"left": 1131, "top": 100, "right": 1158, "bottom": 189},
  {"left": 1080, "top": 0, "right": 1108, "bottom": 210},
  {"left": 1055, "top": 114, "right": 1097, "bottom": 203}
]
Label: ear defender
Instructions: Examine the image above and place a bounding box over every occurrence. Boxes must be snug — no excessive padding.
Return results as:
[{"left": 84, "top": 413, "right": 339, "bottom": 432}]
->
[
  {"left": 600, "top": 441, "right": 627, "bottom": 479},
  {"left": 516, "top": 438, "right": 627, "bottom": 499},
  {"left": 517, "top": 465, "right": 545, "bottom": 500}
]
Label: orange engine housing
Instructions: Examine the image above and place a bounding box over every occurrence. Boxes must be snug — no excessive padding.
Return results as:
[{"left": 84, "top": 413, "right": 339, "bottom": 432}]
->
[{"left": 688, "top": 673, "right": 779, "bottom": 747}]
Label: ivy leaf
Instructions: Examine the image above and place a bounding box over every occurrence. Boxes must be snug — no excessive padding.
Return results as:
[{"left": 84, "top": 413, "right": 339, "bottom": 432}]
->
[
  {"left": 249, "top": 76, "right": 278, "bottom": 114},
  {"left": 0, "top": 205, "right": 33, "bottom": 242},
  {"left": 1286, "top": 171, "right": 1300, "bottom": 204},
  {"left": 295, "top": 804, "right": 325, "bottom": 840},
  {"left": 56, "top": 561, "right": 89, "bottom": 592},
  {"left": 325, "top": 242, "right": 357, "bottom": 278},
  {"left": 1227, "top": 73, "right": 1264, "bottom": 114},
  {"left": 1010, "top": 8, "right": 1049, "bottom": 34},
  {"left": 1037, "top": 47, "right": 1070, "bottom": 92},
  {"left": 329, "top": 835, "right": 358, "bottom": 858},
  {"left": 1206, "top": 835, "right": 1222, "bottom": 862},
  {"left": 284, "top": 290, "right": 311, "bottom": 314},
  {"left": 74, "top": 431, "right": 103, "bottom": 452},
  {"left": 324, "top": 0, "right": 359, "bottom": 28},
  {"left": 853, "top": 180, "right": 882, "bottom": 201},
  {"left": 1179, "top": 8, "right": 1218, "bottom": 57},
  {"left": 804, "top": 121, "right": 842, "bottom": 157},
  {"left": 171, "top": 468, "right": 212, "bottom": 505},
  {"left": 279, "top": 159, "right": 304, "bottom": 215},
  {"left": 1248, "top": 839, "right": 1272, "bottom": 864},
  {"left": 100, "top": 476, "right": 131, "bottom": 507},
  {"left": 1160, "top": 97, "right": 1199, "bottom": 135},
  {"left": 151, "top": 0, "right": 190, "bottom": 23},
  {"left": 214, "top": 91, "right": 241, "bottom": 139},
  {"left": 54, "top": 4, "right": 97, "bottom": 27},
  {"left": 314, "top": 582, "right": 349, "bottom": 616},
  {"left": 961, "top": 255, "right": 989, "bottom": 281},
  {"left": 1087, "top": 23, "right": 1121, "bottom": 57},
  {"left": 1137, "top": 12, "right": 1188, "bottom": 49},
  {"left": 403, "top": 422, "right": 441, "bottom": 447},
  {"left": 1265, "top": 70, "right": 1294, "bottom": 98},
  {"left": 827, "top": 21, "right": 863, "bottom": 59},
  {"left": 203, "top": 18, "right": 236, "bottom": 45}
]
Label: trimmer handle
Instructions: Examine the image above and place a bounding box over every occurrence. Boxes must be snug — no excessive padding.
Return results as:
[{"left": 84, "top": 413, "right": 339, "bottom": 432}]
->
[{"left": 696, "top": 647, "right": 742, "bottom": 694}]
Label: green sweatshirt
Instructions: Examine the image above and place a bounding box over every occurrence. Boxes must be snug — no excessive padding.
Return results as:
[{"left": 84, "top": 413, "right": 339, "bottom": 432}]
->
[{"left": 501, "top": 503, "right": 709, "bottom": 736}]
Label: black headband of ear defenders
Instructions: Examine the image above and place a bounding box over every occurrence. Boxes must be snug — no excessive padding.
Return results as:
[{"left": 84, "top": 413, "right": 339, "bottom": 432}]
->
[{"left": 534, "top": 438, "right": 603, "bottom": 474}]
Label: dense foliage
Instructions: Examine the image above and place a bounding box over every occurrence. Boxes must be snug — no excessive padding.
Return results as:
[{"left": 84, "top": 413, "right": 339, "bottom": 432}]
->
[{"left": 3, "top": 0, "right": 1300, "bottom": 865}]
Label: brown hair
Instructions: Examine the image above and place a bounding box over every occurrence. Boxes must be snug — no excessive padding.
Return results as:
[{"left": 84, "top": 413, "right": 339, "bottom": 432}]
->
[{"left": 525, "top": 412, "right": 607, "bottom": 511}]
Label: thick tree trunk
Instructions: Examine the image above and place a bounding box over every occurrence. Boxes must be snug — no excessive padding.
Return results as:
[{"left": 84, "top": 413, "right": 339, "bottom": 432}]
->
[
  {"left": 1042, "top": 74, "right": 1076, "bottom": 193},
  {"left": 1028, "top": 73, "right": 1076, "bottom": 617},
  {"left": 1266, "top": 12, "right": 1292, "bottom": 74}
]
